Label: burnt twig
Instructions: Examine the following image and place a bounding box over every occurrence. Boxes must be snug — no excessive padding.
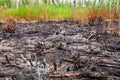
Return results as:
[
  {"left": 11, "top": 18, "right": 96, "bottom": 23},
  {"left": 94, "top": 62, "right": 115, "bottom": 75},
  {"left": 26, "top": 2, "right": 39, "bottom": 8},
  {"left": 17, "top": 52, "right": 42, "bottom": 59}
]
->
[
  {"left": 28, "top": 59, "right": 33, "bottom": 67},
  {"left": 5, "top": 55, "right": 10, "bottom": 64},
  {"left": 5, "top": 64, "right": 22, "bottom": 69},
  {"left": 98, "top": 64, "right": 120, "bottom": 69},
  {"left": 53, "top": 61, "right": 57, "bottom": 71}
]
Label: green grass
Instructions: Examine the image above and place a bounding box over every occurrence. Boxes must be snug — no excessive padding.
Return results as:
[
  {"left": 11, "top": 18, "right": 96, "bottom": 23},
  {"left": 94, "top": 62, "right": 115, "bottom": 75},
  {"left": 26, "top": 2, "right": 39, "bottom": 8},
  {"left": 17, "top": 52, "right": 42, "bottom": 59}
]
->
[
  {"left": 5, "top": 5, "right": 37, "bottom": 17},
  {"left": 44, "top": 4, "right": 72, "bottom": 19},
  {"left": 1, "top": 0, "right": 120, "bottom": 22},
  {"left": 4, "top": 4, "right": 73, "bottom": 20}
]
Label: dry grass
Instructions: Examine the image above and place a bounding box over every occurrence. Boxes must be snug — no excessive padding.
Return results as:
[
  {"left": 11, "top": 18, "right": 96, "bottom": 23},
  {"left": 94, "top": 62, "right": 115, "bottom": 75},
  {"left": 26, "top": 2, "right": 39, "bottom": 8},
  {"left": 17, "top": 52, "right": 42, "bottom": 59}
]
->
[
  {"left": 87, "top": 9, "right": 111, "bottom": 21},
  {"left": 2, "top": 18, "right": 16, "bottom": 33},
  {"left": 70, "top": 10, "right": 88, "bottom": 23}
]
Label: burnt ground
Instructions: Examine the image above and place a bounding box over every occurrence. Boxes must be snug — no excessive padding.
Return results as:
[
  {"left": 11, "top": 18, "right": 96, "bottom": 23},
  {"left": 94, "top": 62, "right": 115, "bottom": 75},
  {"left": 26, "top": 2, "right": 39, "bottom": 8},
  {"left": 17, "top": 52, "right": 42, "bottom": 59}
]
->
[{"left": 0, "top": 20, "right": 120, "bottom": 80}]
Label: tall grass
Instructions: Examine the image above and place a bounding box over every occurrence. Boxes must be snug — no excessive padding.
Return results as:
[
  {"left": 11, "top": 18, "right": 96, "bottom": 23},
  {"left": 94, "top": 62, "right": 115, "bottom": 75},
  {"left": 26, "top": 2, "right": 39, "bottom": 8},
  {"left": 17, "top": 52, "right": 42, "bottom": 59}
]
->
[
  {"left": 0, "top": 0, "right": 120, "bottom": 22},
  {"left": 3, "top": 4, "right": 72, "bottom": 21}
]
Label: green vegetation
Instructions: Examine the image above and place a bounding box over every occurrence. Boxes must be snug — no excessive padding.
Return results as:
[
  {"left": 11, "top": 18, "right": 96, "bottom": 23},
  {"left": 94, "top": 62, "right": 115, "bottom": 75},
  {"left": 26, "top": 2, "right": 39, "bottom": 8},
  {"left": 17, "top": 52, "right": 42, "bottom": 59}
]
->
[
  {"left": 4, "top": 4, "right": 72, "bottom": 21},
  {"left": 0, "top": 0, "right": 120, "bottom": 22}
]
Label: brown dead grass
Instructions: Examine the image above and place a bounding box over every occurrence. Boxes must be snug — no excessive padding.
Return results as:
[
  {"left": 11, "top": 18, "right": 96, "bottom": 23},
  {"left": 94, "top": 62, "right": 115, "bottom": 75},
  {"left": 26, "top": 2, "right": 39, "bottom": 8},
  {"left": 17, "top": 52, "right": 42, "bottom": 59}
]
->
[
  {"left": 87, "top": 9, "right": 110, "bottom": 21},
  {"left": 70, "top": 11, "right": 88, "bottom": 23},
  {"left": 84, "top": 9, "right": 120, "bottom": 35},
  {"left": 2, "top": 18, "right": 16, "bottom": 33}
]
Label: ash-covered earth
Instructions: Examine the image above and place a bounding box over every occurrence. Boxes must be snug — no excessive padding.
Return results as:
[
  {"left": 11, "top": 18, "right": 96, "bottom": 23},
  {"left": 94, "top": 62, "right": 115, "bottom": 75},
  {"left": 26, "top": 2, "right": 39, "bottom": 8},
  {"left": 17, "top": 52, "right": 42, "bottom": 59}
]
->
[{"left": 0, "top": 20, "right": 120, "bottom": 80}]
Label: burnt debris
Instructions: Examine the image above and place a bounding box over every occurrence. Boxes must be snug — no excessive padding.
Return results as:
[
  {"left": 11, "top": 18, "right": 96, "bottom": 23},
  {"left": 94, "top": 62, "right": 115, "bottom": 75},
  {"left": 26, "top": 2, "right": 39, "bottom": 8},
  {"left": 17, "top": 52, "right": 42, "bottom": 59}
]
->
[{"left": 0, "top": 21, "right": 119, "bottom": 80}]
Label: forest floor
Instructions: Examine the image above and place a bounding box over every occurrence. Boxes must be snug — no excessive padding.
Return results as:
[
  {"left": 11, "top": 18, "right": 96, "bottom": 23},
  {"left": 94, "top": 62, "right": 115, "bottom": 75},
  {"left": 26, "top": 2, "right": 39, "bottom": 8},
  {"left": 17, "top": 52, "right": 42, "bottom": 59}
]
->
[{"left": 0, "top": 20, "right": 120, "bottom": 80}]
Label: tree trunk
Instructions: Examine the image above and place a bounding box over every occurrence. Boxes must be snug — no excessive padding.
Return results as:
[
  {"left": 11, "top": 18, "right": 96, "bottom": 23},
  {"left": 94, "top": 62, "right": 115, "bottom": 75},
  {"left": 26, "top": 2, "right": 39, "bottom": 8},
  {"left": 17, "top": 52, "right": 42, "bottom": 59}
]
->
[
  {"left": 6, "top": 0, "right": 11, "bottom": 8},
  {"left": 38, "top": 0, "right": 41, "bottom": 5},
  {"left": 16, "top": 0, "right": 19, "bottom": 9},
  {"left": 51, "top": 0, "right": 57, "bottom": 5},
  {"left": 30, "top": 0, "right": 34, "bottom": 5}
]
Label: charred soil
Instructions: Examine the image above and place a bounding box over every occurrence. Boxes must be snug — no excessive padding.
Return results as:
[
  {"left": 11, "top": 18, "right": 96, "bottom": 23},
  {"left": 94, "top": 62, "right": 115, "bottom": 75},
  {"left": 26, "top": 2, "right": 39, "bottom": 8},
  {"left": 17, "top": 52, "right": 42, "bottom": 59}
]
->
[{"left": 0, "top": 20, "right": 120, "bottom": 80}]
